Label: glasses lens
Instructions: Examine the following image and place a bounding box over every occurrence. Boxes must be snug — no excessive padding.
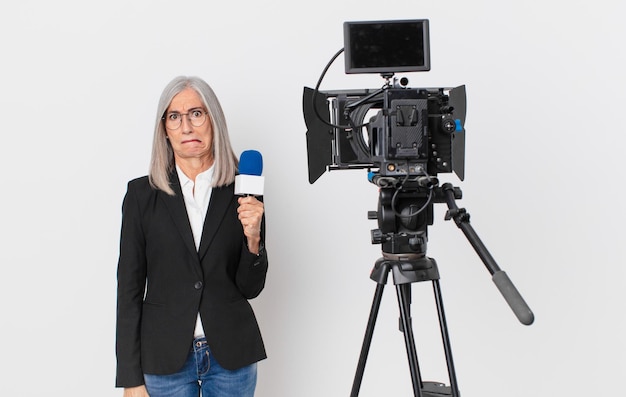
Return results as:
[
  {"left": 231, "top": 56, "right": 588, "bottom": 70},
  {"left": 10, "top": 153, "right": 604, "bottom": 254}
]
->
[
  {"left": 190, "top": 110, "right": 206, "bottom": 127},
  {"left": 164, "top": 113, "right": 182, "bottom": 129}
]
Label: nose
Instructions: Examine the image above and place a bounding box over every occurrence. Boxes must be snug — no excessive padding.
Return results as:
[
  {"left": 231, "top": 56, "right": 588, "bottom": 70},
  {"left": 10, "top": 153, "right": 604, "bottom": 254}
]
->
[{"left": 181, "top": 114, "right": 193, "bottom": 133}]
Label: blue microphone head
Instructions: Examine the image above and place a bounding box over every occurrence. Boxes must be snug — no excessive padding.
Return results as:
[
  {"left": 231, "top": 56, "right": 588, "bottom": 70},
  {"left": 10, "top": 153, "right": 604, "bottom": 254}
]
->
[{"left": 239, "top": 150, "right": 263, "bottom": 176}]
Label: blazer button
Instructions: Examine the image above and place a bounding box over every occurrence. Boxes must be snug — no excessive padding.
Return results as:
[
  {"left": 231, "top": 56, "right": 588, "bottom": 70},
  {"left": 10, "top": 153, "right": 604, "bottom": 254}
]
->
[{"left": 194, "top": 281, "right": 203, "bottom": 290}]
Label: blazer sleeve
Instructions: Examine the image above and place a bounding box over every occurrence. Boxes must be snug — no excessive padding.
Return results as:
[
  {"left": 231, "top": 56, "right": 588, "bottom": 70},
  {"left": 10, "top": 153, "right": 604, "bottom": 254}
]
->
[
  {"left": 115, "top": 181, "right": 148, "bottom": 388},
  {"left": 236, "top": 215, "right": 268, "bottom": 299}
]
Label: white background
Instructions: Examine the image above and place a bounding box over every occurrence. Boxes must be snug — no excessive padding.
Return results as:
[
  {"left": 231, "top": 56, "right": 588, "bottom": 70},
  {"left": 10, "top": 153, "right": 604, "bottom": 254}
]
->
[{"left": 1, "top": 1, "right": 624, "bottom": 396}]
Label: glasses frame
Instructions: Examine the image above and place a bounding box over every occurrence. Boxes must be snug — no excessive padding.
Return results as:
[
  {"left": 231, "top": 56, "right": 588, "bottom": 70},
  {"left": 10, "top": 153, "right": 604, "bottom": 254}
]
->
[{"left": 162, "top": 108, "right": 209, "bottom": 130}]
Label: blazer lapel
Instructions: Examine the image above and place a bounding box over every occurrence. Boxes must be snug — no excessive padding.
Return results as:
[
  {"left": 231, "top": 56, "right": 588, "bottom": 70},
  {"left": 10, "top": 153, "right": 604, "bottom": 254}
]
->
[
  {"left": 198, "top": 184, "right": 233, "bottom": 260},
  {"left": 160, "top": 171, "right": 199, "bottom": 259}
]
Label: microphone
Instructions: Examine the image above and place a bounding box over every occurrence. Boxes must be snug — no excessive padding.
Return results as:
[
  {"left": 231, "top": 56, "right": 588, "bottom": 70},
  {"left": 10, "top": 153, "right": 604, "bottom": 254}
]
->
[{"left": 235, "top": 150, "right": 264, "bottom": 196}]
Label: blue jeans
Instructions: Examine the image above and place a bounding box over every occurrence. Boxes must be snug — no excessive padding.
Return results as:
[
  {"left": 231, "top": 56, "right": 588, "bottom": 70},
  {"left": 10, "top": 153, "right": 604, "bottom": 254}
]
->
[{"left": 144, "top": 337, "right": 257, "bottom": 397}]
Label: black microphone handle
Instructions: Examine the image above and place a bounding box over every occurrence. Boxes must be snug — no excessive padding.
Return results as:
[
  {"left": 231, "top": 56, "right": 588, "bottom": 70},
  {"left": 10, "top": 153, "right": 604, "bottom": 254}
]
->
[{"left": 492, "top": 270, "right": 535, "bottom": 325}]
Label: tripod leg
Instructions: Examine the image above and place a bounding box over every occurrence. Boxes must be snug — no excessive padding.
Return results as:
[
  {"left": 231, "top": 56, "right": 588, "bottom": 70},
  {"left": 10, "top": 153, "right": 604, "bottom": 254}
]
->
[
  {"left": 432, "top": 280, "right": 460, "bottom": 397},
  {"left": 351, "top": 283, "right": 385, "bottom": 397},
  {"left": 396, "top": 284, "right": 424, "bottom": 397}
]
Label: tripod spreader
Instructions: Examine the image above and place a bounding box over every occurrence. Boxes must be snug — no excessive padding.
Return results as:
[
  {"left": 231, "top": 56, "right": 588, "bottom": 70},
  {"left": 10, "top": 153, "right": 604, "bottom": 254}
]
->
[{"left": 441, "top": 183, "right": 535, "bottom": 325}]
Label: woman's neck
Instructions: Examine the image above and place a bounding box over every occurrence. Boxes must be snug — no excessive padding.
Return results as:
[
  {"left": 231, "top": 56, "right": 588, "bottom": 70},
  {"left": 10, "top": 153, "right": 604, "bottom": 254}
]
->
[{"left": 176, "top": 156, "right": 214, "bottom": 182}]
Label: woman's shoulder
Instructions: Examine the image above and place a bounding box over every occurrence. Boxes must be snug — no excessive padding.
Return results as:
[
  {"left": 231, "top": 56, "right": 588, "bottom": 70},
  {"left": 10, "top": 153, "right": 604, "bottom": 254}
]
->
[
  {"left": 122, "top": 176, "right": 165, "bottom": 208},
  {"left": 124, "top": 176, "right": 156, "bottom": 197},
  {"left": 127, "top": 175, "right": 150, "bottom": 188},
  {"left": 124, "top": 175, "right": 151, "bottom": 193}
]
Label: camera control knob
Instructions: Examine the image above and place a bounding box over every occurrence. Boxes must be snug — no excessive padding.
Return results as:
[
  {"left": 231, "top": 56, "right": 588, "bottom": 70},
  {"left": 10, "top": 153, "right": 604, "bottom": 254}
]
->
[
  {"left": 371, "top": 229, "right": 383, "bottom": 244},
  {"left": 441, "top": 117, "right": 456, "bottom": 133}
]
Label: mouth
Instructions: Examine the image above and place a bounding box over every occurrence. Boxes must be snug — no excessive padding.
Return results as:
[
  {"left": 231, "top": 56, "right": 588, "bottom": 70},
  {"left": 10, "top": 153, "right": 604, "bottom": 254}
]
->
[{"left": 181, "top": 139, "right": 202, "bottom": 144}]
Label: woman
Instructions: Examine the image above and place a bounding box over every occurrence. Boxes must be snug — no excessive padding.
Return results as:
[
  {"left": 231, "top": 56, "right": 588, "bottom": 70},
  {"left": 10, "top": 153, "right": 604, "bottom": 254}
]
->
[{"left": 116, "top": 76, "right": 268, "bottom": 397}]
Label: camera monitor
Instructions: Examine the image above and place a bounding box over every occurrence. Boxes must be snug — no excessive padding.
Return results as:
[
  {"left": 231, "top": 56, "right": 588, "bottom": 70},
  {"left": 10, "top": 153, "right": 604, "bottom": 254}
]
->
[{"left": 344, "top": 19, "right": 430, "bottom": 74}]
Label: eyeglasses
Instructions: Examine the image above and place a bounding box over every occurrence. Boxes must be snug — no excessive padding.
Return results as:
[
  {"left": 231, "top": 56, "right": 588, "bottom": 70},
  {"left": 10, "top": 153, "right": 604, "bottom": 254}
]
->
[{"left": 162, "top": 108, "right": 208, "bottom": 130}]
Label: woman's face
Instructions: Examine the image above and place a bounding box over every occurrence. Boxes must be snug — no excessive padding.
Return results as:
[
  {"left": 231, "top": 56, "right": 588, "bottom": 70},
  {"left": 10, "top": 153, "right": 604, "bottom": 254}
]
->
[{"left": 164, "top": 87, "right": 214, "bottom": 165}]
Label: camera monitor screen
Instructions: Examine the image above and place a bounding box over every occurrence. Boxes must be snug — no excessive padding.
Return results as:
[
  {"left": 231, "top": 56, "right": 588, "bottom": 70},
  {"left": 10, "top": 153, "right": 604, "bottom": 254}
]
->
[{"left": 344, "top": 19, "right": 430, "bottom": 74}]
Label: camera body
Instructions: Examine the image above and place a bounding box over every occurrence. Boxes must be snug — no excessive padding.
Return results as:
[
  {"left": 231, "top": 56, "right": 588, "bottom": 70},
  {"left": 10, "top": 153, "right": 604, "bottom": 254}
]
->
[
  {"left": 304, "top": 83, "right": 466, "bottom": 184},
  {"left": 337, "top": 85, "right": 464, "bottom": 179}
]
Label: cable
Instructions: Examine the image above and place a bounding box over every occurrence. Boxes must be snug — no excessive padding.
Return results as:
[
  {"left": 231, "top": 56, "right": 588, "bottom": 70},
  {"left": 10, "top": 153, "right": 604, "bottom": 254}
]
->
[{"left": 390, "top": 167, "right": 435, "bottom": 219}]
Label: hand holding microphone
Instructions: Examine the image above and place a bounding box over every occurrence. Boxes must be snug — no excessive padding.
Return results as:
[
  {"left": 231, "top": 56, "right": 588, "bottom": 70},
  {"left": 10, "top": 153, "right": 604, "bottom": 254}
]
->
[
  {"left": 237, "top": 195, "right": 263, "bottom": 239},
  {"left": 235, "top": 150, "right": 265, "bottom": 254}
]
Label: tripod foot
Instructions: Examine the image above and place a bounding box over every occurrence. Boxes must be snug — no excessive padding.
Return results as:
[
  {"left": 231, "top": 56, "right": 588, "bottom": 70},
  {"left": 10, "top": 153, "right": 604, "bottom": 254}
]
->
[{"left": 422, "top": 381, "right": 452, "bottom": 397}]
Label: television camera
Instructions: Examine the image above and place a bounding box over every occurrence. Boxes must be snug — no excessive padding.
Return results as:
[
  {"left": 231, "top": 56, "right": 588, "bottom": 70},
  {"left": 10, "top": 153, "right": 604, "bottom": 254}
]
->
[{"left": 302, "top": 19, "right": 533, "bottom": 397}]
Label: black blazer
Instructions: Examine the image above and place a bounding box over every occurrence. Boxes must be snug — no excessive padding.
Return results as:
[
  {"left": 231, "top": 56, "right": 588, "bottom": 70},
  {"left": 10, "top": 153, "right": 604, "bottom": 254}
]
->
[{"left": 115, "top": 173, "right": 268, "bottom": 388}]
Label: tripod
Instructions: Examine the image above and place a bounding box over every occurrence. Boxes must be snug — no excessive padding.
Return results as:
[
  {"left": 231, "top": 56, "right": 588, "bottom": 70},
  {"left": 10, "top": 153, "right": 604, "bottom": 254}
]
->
[{"left": 350, "top": 182, "right": 533, "bottom": 397}]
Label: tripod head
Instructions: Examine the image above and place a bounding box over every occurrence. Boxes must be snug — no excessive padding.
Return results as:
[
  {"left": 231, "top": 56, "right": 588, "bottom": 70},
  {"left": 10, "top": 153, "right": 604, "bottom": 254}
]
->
[
  {"left": 368, "top": 175, "right": 534, "bottom": 325},
  {"left": 368, "top": 175, "right": 461, "bottom": 260}
]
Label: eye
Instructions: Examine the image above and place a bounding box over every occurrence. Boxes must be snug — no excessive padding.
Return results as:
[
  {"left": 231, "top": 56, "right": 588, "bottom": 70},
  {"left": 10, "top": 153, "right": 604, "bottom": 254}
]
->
[
  {"left": 190, "top": 109, "right": 204, "bottom": 118},
  {"left": 167, "top": 113, "right": 181, "bottom": 121}
]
